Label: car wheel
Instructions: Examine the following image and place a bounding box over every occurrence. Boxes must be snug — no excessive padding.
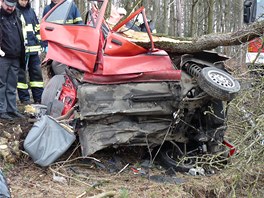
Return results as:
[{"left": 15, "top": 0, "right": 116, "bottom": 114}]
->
[
  {"left": 51, "top": 61, "right": 67, "bottom": 75},
  {"left": 158, "top": 147, "right": 195, "bottom": 172},
  {"left": 197, "top": 67, "right": 240, "bottom": 101},
  {"left": 41, "top": 75, "right": 65, "bottom": 106}
]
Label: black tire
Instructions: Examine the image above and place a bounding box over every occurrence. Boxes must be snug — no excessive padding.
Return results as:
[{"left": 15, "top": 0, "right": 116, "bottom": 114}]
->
[
  {"left": 197, "top": 67, "right": 240, "bottom": 101},
  {"left": 51, "top": 61, "right": 67, "bottom": 75},
  {"left": 158, "top": 148, "right": 195, "bottom": 172},
  {"left": 41, "top": 75, "right": 65, "bottom": 106}
]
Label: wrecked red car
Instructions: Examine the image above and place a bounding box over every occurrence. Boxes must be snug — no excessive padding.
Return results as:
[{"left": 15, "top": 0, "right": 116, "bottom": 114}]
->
[{"left": 40, "top": 0, "right": 240, "bottom": 171}]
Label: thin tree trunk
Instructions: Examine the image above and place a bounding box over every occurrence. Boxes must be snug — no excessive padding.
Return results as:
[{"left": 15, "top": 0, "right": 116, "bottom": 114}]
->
[
  {"left": 175, "top": 0, "right": 183, "bottom": 36},
  {"left": 169, "top": 2, "right": 176, "bottom": 36},
  {"left": 207, "top": 0, "right": 214, "bottom": 34},
  {"left": 163, "top": 0, "right": 169, "bottom": 34},
  {"left": 190, "top": 0, "right": 198, "bottom": 36}
]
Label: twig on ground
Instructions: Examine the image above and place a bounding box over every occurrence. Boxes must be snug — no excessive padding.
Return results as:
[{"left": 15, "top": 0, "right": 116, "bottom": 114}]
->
[
  {"left": 87, "top": 191, "right": 116, "bottom": 198},
  {"left": 76, "top": 191, "right": 87, "bottom": 198},
  {"left": 115, "top": 163, "right": 129, "bottom": 176},
  {"left": 49, "top": 166, "right": 92, "bottom": 187}
]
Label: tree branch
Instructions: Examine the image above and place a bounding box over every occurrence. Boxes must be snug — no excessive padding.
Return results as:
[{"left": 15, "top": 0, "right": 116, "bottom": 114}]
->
[{"left": 130, "top": 20, "right": 264, "bottom": 54}]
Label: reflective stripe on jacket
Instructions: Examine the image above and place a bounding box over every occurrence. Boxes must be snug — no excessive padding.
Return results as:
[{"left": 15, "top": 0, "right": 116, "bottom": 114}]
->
[
  {"left": 17, "top": 2, "right": 41, "bottom": 55},
  {"left": 43, "top": 1, "right": 83, "bottom": 25}
]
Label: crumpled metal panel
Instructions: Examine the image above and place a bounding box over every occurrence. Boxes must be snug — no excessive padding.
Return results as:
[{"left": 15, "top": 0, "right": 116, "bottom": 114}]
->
[
  {"left": 79, "top": 119, "right": 171, "bottom": 156},
  {"left": 77, "top": 81, "right": 185, "bottom": 156},
  {"left": 77, "top": 82, "right": 181, "bottom": 120}
]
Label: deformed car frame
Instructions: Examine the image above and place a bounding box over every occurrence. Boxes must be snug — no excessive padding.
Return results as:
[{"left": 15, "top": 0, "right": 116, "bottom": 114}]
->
[{"left": 40, "top": 0, "right": 240, "bottom": 171}]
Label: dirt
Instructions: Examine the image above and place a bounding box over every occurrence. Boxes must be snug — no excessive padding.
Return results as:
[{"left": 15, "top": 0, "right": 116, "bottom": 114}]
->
[{"left": 0, "top": 105, "right": 263, "bottom": 198}]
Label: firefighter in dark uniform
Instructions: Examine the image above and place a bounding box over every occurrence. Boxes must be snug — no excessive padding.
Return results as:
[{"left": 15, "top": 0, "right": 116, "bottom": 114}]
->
[
  {"left": 42, "top": 0, "right": 60, "bottom": 17},
  {"left": 16, "top": 0, "right": 44, "bottom": 104},
  {"left": 0, "top": 0, "right": 25, "bottom": 120},
  {"left": 42, "top": 0, "right": 83, "bottom": 24}
]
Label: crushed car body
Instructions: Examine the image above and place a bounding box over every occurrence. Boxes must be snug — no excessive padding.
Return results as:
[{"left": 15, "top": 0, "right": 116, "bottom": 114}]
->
[{"left": 39, "top": 0, "right": 240, "bottom": 170}]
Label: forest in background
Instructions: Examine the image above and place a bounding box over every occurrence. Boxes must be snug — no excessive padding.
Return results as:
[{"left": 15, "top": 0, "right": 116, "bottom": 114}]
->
[
  {"left": 35, "top": 0, "right": 261, "bottom": 36},
  {"left": 31, "top": 0, "right": 264, "bottom": 72}
]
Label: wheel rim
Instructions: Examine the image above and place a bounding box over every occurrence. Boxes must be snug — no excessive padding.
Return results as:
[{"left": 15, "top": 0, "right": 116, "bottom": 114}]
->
[{"left": 208, "top": 70, "right": 235, "bottom": 88}]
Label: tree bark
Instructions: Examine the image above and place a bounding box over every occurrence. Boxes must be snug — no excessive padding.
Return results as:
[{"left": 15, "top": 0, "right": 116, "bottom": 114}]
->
[
  {"left": 163, "top": 0, "right": 169, "bottom": 35},
  {"left": 175, "top": 0, "right": 183, "bottom": 36},
  {"left": 207, "top": 0, "right": 214, "bottom": 34},
  {"left": 128, "top": 20, "right": 264, "bottom": 54}
]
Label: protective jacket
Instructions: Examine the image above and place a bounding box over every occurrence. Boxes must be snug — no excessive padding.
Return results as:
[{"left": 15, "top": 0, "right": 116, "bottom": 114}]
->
[
  {"left": 42, "top": 1, "right": 83, "bottom": 24},
  {"left": 0, "top": 8, "right": 25, "bottom": 114},
  {"left": 17, "top": 3, "right": 41, "bottom": 55},
  {"left": 16, "top": 2, "right": 44, "bottom": 103},
  {"left": 0, "top": 8, "right": 25, "bottom": 69},
  {"left": 42, "top": 1, "right": 56, "bottom": 17},
  {"left": 65, "top": 2, "right": 83, "bottom": 24}
]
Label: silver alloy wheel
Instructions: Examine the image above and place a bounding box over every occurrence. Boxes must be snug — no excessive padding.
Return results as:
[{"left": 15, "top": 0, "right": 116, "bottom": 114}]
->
[
  {"left": 208, "top": 70, "right": 235, "bottom": 89},
  {"left": 197, "top": 67, "right": 240, "bottom": 101}
]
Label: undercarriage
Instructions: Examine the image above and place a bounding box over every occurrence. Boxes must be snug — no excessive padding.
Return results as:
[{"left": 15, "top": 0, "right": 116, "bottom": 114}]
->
[
  {"left": 40, "top": 52, "right": 240, "bottom": 171},
  {"left": 76, "top": 78, "right": 226, "bottom": 157}
]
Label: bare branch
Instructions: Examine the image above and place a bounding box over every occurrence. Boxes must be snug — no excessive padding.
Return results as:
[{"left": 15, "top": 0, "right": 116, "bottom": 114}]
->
[{"left": 130, "top": 20, "right": 264, "bottom": 54}]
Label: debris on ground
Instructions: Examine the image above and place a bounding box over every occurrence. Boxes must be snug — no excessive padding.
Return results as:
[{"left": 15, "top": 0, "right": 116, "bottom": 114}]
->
[
  {"left": 188, "top": 167, "right": 205, "bottom": 176},
  {"left": 0, "top": 123, "right": 24, "bottom": 163}
]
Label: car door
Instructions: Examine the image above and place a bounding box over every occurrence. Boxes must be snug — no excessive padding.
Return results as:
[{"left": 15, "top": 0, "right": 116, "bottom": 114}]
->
[{"left": 40, "top": 0, "right": 100, "bottom": 73}]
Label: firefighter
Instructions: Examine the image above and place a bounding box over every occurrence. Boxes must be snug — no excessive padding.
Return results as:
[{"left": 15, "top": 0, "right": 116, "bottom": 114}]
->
[
  {"left": 0, "top": 0, "right": 26, "bottom": 120},
  {"left": 42, "top": 0, "right": 60, "bottom": 17},
  {"left": 16, "top": 0, "right": 44, "bottom": 104},
  {"left": 42, "top": 0, "right": 83, "bottom": 24}
]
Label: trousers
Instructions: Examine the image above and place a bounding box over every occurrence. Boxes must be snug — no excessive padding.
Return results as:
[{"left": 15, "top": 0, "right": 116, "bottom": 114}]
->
[
  {"left": 0, "top": 57, "right": 20, "bottom": 113},
  {"left": 17, "top": 54, "right": 44, "bottom": 103}
]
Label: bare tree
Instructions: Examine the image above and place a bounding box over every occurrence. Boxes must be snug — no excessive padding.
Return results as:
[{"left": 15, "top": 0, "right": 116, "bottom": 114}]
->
[
  {"left": 207, "top": 0, "right": 214, "bottom": 34},
  {"left": 175, "top": 0, "right": 183, "bottom": 36}
]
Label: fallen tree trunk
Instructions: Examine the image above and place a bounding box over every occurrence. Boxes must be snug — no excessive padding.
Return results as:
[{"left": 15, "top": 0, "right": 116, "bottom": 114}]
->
[{"left": 125, "top": 20, "right": 264, "bottom": 54}]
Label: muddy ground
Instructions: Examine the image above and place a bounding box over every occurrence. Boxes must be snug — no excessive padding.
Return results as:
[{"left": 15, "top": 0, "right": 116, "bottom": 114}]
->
[{"left": 0, "top": 106, "right": 263, "bottom": 198}]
